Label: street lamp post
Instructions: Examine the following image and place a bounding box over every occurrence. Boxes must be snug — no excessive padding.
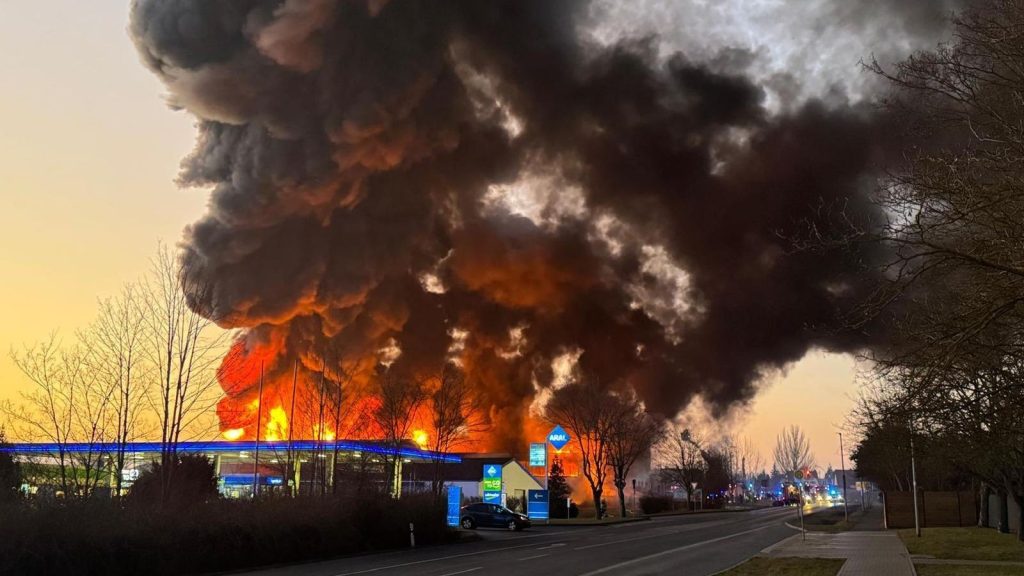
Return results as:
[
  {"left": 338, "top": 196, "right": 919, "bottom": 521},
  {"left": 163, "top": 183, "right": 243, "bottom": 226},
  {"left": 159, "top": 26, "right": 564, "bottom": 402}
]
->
[
  {"left": 910, "top": 420, "right": 921, "bottom": 537},
  {"left": 838, "top": 432, "right": 849, "bottom": 522},
  {"left": 793, "top": 469, "right": 806, "bottom": 541},
  {"left": 252, "top": 361, "right": 265, "bottom": 498}
]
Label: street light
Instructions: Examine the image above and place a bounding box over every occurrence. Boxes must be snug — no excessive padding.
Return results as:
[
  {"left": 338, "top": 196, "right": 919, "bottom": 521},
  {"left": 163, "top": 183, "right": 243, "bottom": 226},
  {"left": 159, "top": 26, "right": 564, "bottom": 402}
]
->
[
  {"left": 910, "top": 418, "right": 921, "bottom": 537},
  {"left": 837, "top": 432, "right": 849, "bottom": 522}
]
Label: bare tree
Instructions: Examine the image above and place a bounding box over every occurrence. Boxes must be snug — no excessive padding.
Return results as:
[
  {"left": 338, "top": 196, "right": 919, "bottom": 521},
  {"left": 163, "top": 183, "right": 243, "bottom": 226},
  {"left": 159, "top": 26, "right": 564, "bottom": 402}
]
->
[
  {"left": 605, "top": 391, "right": 664, "bottom": 517},
  {"left": 833, "top": 2, "right": 1024, "bottom": 538},
  {"left": 546, "top": 381, "right": 618, "bottom": 518},
  {"left": 6, "top": 337, "right": 113, "bottom": 497},
  {"left": 734, "top": 436, "right": 764, "bottom": 500},
  {"left": 423, "top": 364, "right": 486, "bottom": 498},
  {"left": 657, "top": 427, "right": 707, "bottom": 510},
  {"left": 809, "top": 1, "right": 1024, "bottom": 374},
  {"left": 773, "top": 425, "right": 813, "bottom": 483},
  {"left": 143, "top": 245, "right": 226, "bottom": 503},
  {"left": 367, "top": 368, "right": 426, "bottom": 497},
  {"left": 81, "top": 284, "right": 148, "bottom": 496}
]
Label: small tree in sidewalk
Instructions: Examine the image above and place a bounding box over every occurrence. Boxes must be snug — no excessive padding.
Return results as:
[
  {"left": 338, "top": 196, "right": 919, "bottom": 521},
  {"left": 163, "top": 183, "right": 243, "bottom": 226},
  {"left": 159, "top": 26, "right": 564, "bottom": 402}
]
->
[{"left": 548, "top": 455, "right": 572, "bottom": 518}]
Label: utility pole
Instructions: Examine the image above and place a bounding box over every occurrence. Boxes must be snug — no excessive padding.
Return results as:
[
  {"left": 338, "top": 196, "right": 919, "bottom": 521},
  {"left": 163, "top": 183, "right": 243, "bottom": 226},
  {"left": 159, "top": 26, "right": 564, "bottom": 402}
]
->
[
  {"left": 287, "top": 359, "right": 298, "bottom": 497},
  {"left": 799, "top": 479, "right": 806, "bottom": 541},
  {"left": 252, "top": 361, "right": 265, "bottom": 498},
  {"left": 838, "top": 432, "right": 849, "bottom": 522},
  {"left": 910, "top": 420, "right": 921, "bottom": 537},
  {"left": 742, "top": 456, "right": 746, "bottom": 504}
]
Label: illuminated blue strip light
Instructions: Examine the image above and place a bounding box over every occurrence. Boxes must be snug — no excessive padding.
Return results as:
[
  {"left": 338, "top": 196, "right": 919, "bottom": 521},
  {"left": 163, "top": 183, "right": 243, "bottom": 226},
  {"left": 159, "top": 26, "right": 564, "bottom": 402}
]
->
[{"left": 0, "top": 440, "right": 461, "bottom": 463}]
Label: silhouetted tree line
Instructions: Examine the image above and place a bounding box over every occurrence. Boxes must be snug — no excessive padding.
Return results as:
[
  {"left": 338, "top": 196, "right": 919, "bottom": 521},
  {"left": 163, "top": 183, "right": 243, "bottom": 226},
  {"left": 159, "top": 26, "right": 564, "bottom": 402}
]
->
[{"left": 840, "top": 0, "right": 1024, "bottom": 540}]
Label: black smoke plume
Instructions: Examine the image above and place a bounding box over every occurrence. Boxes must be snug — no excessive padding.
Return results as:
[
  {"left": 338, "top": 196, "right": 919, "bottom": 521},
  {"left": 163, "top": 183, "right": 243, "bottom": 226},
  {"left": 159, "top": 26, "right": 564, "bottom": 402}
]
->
[{"left": 130, "top": 0, "right": 957, "bottom": 450}]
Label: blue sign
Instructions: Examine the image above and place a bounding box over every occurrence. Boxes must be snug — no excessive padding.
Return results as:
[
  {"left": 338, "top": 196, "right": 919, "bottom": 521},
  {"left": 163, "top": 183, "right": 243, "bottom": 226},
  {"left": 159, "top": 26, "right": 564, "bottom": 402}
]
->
[
  {"left": 547, "top": 425, "right": 571, "bottom": 451},
  {"left": 447, "top": 485, "right": 462, "bottom": 527},
  {"left": 529, "top": 443, "right": 547, "bottom": 467},
  {"left": 482, "top": 464, "right": 502, "bottom": 492},
  {"left": 483, "top": 491, "right": 502, "bottom": 505},
  {"left": 527, "top": 489, "right": 549, "bottom": 520}
]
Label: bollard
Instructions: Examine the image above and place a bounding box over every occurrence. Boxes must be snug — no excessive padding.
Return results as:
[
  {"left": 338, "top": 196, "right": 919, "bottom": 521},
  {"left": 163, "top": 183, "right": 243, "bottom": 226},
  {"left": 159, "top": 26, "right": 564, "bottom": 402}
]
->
[{"left": 409, "top": 522, "right": 416, "bottom": 548}]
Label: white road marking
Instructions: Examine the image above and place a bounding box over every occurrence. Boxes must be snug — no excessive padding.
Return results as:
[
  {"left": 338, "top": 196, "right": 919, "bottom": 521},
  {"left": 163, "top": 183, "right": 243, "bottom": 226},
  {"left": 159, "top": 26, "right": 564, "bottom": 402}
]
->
[
  {"left": 333, "top": 509, "right": 792, "bottom": 576},
  {"left": 333, "top": 543, "right": 541, "bottom": 575},
  {"left": 573, "top": 519, "right": 736, "bottom": 550},
  {"left": 518, "top": 553, "right": 550, "bottom": 561},
  {"left": 438, "top": 568, "right": 482, "bottom": 576},
  {"left": 535, "top": 542, "right": 565, "bottom": 550},
  {"left": 577, "top": 524, "right": 776, "bottom": 575},
  {"left": 574, "top": 528, "right": 677, "bottom": 550}
]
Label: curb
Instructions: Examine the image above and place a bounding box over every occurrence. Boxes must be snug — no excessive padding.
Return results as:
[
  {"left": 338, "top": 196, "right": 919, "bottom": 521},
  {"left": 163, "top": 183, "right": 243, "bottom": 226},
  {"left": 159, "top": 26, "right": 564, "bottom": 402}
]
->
[
  {"left": 784, "top": 521, "right": 806, "bottom": 532},
  {"left": 761, "top": 532, "right": 804, "bottom": 554}
]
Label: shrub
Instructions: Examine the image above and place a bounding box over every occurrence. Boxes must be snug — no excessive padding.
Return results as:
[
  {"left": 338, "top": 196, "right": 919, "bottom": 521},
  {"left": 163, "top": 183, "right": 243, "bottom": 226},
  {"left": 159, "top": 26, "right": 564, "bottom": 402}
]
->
[
  {"left": 639, "top": 495, "right": 675, "bottom": 514},
  {"left": 506, "top": 496, "right": 524, "bottom": 513},
  {"left": 0, "top": 429, "right": 20, "bottom": 503},
  {"left": 127, "top": 454, "right": 219, "bottom": 509},
  {"left": 0, "top": 493, "right": 456, "bottom": 576}
]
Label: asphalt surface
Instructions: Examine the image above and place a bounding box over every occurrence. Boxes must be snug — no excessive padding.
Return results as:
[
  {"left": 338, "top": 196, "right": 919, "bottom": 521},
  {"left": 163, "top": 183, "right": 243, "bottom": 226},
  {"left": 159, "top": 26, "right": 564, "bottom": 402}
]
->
[{"left": 238, "top": 506, "right": 800, "bottom": 576}]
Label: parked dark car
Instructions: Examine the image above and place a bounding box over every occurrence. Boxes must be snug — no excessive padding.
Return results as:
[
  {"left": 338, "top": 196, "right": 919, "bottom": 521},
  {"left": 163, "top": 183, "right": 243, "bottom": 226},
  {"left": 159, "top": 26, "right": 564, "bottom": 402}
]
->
[{"left": 460, "top": 502, "right": 532, "bottom": 530}]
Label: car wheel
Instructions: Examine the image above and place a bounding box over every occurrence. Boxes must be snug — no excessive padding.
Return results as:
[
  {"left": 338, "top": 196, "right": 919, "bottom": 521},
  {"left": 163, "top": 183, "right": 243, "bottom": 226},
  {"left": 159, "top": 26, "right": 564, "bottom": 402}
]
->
[
  {"left": 508, "top": 520, "right": 517, "bottom": 531},
  {"left": 461, "top": 517, "right": 475, "bottom": 529}
]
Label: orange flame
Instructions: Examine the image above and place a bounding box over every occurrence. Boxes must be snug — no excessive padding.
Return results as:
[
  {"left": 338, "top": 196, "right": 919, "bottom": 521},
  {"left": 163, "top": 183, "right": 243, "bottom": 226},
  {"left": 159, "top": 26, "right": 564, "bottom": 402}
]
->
[
  {"left": 412, "top": 429, "right": 429, "bottom": 449},
  {"left": 266, "top": 406, "right": 288, "bottom": 441}
]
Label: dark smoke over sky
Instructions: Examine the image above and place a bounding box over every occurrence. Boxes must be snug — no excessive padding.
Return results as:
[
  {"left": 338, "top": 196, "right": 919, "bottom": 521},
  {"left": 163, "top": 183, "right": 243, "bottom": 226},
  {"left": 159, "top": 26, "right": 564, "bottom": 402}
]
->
[{"left": 129, "top": 0, "right": 962, "bottom": 449}]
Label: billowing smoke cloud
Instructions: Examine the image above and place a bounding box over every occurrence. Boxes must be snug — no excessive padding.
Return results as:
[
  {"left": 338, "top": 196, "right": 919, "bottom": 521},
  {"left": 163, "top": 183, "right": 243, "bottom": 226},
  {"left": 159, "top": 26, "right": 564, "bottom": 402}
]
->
[{"left": 130, "top": 0, "right": 959, "bottom": 450}]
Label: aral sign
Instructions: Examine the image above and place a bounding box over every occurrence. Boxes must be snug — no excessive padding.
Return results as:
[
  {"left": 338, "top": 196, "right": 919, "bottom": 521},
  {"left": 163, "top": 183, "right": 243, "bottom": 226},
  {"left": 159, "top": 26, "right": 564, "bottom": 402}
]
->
[{"left": 547, "top": 425, "right": 571, "bottom": 451}]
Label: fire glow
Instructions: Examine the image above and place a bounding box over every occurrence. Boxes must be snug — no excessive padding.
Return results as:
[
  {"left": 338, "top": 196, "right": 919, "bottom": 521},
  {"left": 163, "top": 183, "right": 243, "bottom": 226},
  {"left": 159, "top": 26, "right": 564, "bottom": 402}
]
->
[
  {"left": 214, "top": 339, "right": 483, "bottom": 449},
  {"left": 130, "top": 0, "right": 906, "bottom": 456}
]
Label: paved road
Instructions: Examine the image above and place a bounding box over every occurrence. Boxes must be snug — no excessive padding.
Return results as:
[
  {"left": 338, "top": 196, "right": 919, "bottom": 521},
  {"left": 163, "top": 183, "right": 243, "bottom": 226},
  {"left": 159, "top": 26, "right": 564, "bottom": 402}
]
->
[{"left": 240, "top": 507, "right": 799, "bottom": 576}]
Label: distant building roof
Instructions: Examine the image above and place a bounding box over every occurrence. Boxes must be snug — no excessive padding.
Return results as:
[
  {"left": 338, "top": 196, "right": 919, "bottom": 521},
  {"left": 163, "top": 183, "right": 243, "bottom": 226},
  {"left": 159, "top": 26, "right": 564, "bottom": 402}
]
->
[{"left": 407, "top": 454, "right": 513, "bottom": 482}]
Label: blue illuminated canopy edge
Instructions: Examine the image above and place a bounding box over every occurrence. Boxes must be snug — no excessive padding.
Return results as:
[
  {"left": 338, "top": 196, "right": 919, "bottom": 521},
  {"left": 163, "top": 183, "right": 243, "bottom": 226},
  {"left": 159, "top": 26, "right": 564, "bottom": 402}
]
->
[{"left": 0, "top": 440, "right": 462, "bottom": 463}]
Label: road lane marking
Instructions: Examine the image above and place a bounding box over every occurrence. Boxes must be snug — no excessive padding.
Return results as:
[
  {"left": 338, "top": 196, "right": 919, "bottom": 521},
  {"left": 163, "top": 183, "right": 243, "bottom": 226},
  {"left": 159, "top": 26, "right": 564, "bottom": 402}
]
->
[
  {"left": 519, "top": 554, "right": 550, "bottom": 561},
  {"left": 438, "top": 568, "right": 482, "bottom": 576},
  {"left": 573, "top": 519, "right": 736, "bottom": 550},
  {"left": 536, "top": 543, "right": 565, "bottom": 550},
  {"left": 574, "top": 528, "right": 677, "bottom": 550},
  {"left": 332, "top": 543, "right": 542, "bottom": 575},
  {"left": 333, "top": 509, "right": 794, "bottom": 576},
  {"left": 577, "top": 524, "right": 776, "bottom": 575}
]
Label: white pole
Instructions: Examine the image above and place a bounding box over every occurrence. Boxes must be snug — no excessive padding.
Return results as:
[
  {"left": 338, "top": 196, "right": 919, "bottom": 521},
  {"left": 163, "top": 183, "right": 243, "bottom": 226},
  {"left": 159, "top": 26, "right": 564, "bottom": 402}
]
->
[
  {"left": 838, "top": 432, "right": 849, "bottom": 522},
  {"left": 545, "top": 446, "right": 550, "bottom": 524},
  {"left": 799, "top": 482, "right": 806, "bottom": 541},
  {"left": 911, "top": 423, "right": 921, "bottom": 537}
]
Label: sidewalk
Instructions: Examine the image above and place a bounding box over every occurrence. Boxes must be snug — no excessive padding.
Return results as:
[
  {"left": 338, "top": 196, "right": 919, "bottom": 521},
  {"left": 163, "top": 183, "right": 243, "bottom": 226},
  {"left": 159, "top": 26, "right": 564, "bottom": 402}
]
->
[{"left": 762, "top": 531, "right": 915, "bottom": 576}]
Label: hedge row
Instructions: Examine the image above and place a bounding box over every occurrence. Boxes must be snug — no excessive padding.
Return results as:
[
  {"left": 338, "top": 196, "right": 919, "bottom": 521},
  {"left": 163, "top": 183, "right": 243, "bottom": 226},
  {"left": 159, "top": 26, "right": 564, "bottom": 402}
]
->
[{"left": 0, "top": 494, "right": 454, "bottom": 576}]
